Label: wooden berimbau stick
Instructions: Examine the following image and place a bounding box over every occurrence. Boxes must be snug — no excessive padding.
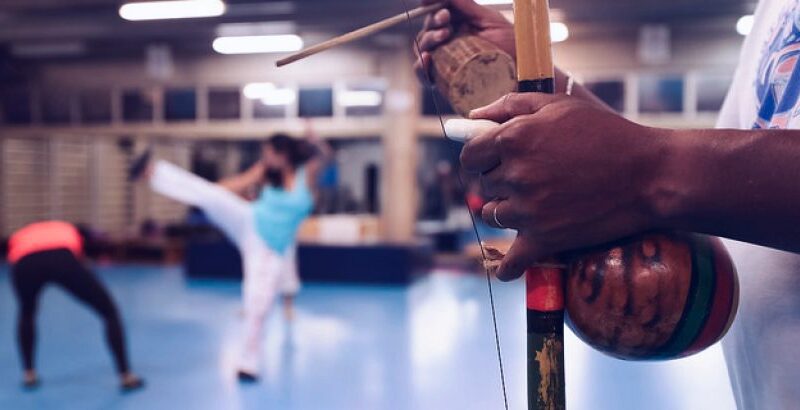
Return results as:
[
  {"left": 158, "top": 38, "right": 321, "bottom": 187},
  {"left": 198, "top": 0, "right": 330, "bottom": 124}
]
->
[
  {"left": 511, "top": 0, "right": 566, "bottom": 409},
  {"left": 276, "top": 3, "right": 443, "bottom": 67}
]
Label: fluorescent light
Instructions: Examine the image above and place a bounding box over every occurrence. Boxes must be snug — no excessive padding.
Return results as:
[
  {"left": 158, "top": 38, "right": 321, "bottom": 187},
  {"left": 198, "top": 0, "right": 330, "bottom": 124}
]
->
[
  {"left": 119, "top": 0, "right": 225, "bottom": 21},
  {"left": 243, "top": 83, "right": 296, "bottom": 106},
  {"left": 243, "top": 83, "right": 275, "bottom": 99},
  {"left": 476, "top": 0, "right": 512, "bottom": 5},
  {"left": 338, "top": 90, "right": 383, "bottom": 107},
  {"left": 261, "top": 89, "right": 296, "bottom": 106},
  {"left": 216, "top": 22, "right": 297, "bottom": 37},
  {"left": 737, "top": 15, "right": 754, "bottom": 36},
  {"left": 212, "top": 35, "right": 303, "bottom": 54}
]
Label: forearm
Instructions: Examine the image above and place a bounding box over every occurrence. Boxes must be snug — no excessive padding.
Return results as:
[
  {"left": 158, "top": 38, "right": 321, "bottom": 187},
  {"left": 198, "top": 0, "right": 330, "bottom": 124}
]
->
[
  {"left": 217, "top": 177, "right": 245, "bottom": 195},
  {"left": 217, "top": 176, "right": 249, "bottom": 196},
  {"left": 650, "top": 128, "right": 800, "bottom": 252},
  {"left": 218, "top": 163, "right": 264, "bottom": 195}
]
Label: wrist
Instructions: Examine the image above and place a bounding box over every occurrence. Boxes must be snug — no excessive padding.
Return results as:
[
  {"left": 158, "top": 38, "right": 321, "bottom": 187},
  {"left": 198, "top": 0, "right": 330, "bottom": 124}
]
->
[{"left": 639, "top": 127, "right": 697, "bottom": 230}]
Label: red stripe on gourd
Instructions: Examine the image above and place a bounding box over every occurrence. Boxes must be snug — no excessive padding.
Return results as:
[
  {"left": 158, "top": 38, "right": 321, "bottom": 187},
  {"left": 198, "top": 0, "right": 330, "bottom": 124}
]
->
[{"left": 683, "top": 237, "right": 738, "bottom": 355}]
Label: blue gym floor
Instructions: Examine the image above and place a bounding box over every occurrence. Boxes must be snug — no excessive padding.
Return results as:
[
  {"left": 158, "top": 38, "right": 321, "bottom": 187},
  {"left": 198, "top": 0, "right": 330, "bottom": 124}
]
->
[{"left": 0, "top": 264, "right": 735, "bottom": 410}]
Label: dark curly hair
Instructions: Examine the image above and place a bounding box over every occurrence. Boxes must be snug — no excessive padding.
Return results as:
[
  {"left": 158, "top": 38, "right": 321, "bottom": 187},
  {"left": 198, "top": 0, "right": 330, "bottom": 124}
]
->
[
  {"left": 263, "top": 133, "right": 317, "bottom": 188},
  {"left": 266, "top": 133, "right": 315, "bottom": 169}
]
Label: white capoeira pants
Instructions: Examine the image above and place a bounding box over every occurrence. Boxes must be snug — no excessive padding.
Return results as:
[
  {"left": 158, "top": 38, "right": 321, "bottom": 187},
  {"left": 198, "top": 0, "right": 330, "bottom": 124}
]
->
[{"left": 150, "top": 160, "right": 301, "bottom": 374}]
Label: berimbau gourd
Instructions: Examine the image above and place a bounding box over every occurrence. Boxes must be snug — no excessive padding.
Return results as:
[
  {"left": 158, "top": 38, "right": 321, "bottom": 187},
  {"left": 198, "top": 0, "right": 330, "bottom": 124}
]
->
[{"left": 564, "top": 232, "right": 738, "bottom": 360}]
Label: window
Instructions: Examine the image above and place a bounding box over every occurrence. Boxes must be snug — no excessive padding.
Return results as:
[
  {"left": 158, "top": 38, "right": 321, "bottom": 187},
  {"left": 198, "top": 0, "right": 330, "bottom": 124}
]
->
[
  {"left": 584, "top": 80, "right": 625, "bottom": 113},
  {"left": 42, "top": 89, "right": 73, "bottom": 125},
  {"left": 164, "top": 88, "right": 197, "bottom": 121},
  {"left": 80, "top": 89, "right": 112, "bottom": 124},
  {"left": 1, "top": 87, "right": 33, "bottom": 125},
  {"left": 254, "top": 100, "right": 288, "bottom": 119},
  {"left": 122, "top": 88, "right": 155, "bottom": 122},
  {"left": 298, "top": 87, "right": 333, "bottom": 118},
  {"left": 208, "top": 88, "right": 241, "bottom": 120},
  {"left": 638, "top": 74, "right": 684, "bottom": 114},
  {"left": 697, "top": 73, "right": 733, "bottom": 112}
]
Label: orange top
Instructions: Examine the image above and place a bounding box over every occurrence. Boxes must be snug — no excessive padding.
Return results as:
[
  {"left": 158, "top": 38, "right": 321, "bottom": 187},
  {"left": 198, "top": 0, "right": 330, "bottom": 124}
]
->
[{"left": 8, "top": 221, "right": 83, "bottom": 264}]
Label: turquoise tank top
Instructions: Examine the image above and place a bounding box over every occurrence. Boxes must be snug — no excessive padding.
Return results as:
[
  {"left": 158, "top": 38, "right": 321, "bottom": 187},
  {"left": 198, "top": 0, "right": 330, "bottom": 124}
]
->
[{"left": 253, "top": 167, "right": 314, "bottom": 254}]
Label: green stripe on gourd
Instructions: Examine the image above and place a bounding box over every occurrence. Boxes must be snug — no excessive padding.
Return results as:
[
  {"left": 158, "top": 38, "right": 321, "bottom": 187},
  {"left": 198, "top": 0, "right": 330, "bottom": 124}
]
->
[{"left": 656, "top": 235, "right": 717, "bottom": 358}]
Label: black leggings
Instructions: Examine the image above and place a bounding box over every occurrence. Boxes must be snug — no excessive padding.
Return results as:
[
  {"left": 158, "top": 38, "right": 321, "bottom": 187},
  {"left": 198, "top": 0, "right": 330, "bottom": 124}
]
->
[{"left": 11, "top": 249, "right": 130, "bottom": 374}]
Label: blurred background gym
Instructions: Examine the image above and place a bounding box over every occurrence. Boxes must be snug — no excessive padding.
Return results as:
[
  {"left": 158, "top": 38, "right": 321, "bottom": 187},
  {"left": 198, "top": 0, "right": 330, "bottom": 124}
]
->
[{"left": 0, "top": 0, "right": 753, "bottom": 409}]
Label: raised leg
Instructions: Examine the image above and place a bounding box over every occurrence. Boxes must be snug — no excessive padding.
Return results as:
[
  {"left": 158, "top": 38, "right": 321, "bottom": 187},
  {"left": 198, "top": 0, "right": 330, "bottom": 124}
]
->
[{"left": 149, "top": 160, "right": 252, "bottom": 248}]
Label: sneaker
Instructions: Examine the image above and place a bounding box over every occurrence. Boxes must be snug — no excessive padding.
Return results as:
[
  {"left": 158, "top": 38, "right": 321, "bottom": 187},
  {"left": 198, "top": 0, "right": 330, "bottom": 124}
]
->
[{"left": 120, "top": 375, "right": 146, "bottom": 393}]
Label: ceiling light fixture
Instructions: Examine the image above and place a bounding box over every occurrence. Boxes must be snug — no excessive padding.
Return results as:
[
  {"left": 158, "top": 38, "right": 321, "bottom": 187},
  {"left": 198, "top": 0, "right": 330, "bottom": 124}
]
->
[
  {"left": 212, "top": 35, "right": 303, "bottom": 54},
  {"left": 243, "top": 83, "right": 297, "bottom": 106},
  {"left": 243, "top": 83, "right": 275, "bottom": 99},
  {"left": 119, "top": 0, "right": 225, "bottom": 21},
  {"left": 216, "top": 21, "right": 297, "bottom": 37},
  {"left": 261, "top": 89, "right": 296, "bottom": 106},
  {"left": 338, "top": 90, "right": 383, "bottom": 107}
]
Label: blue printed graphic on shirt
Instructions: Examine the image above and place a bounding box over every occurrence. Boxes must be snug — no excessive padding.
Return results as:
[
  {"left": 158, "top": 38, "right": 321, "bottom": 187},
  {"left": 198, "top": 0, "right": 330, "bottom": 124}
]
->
[{"left": 755, "top": 2, "right": 800, "bottom": 129}]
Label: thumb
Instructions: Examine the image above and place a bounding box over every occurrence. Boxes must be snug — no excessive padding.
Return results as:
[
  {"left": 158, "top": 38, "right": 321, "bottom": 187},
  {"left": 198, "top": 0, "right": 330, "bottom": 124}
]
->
[
  {"left": 469, "top": 92, "right": 560, "bottom": 123},
  {"left": 496, "top": 233, "right": 545, "bottom": 282}
]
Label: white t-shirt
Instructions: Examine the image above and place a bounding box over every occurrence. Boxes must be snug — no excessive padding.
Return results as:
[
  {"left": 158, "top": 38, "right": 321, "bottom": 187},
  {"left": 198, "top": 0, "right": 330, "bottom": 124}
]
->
[{"left": 718, "top": 0, "right": 800, "bottom": 408}]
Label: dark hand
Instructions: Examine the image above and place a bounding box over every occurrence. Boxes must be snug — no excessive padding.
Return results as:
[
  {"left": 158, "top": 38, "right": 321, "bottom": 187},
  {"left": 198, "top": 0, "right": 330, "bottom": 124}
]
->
[
  {"left": 462, "top": 93, "right": 672, "bottom": 281},
  {"left": 414, "top": 0, "right": 515, "bottom": 81}
]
